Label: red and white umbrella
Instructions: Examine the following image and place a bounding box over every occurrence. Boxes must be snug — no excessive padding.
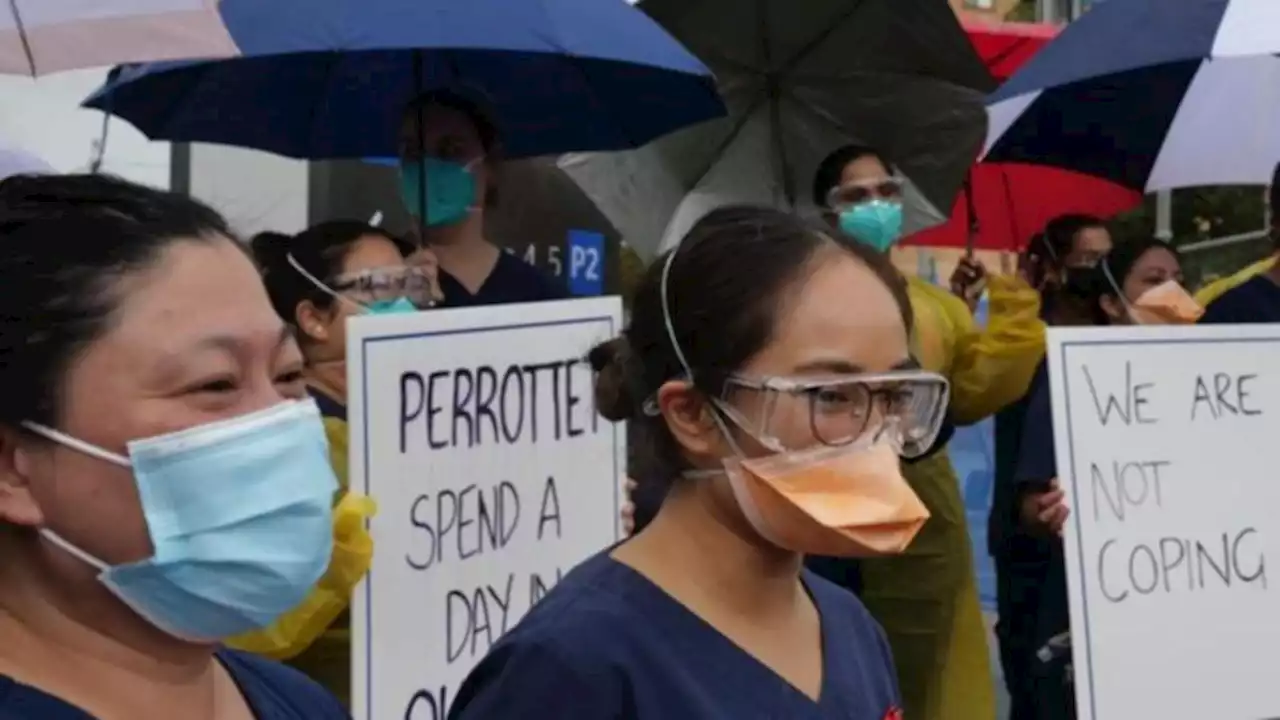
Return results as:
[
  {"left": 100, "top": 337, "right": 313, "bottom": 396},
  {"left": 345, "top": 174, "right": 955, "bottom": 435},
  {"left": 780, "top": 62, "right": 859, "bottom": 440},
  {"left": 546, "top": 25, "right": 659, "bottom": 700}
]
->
[{"left": 1, "top": 0, "right": 237, "bottom": 77}]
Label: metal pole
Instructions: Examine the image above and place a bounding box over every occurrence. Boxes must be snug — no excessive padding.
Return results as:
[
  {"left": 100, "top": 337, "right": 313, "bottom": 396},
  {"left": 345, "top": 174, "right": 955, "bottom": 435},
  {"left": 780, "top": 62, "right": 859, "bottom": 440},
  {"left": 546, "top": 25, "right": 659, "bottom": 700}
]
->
[
  {"left": 1178, "top": 228, "right": 1269, "bottom": 254},
  {"left": 1155, "top": 190, "right": 1173, "bottom": 240},
  {"left": 1038, "top": 0, "right": 1059, "bottom": 23}
]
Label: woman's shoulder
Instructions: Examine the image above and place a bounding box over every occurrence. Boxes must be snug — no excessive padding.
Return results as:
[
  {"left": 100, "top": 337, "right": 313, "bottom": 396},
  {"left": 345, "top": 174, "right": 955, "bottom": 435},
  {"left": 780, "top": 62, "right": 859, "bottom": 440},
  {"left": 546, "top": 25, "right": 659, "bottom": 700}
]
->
[
  {"left": 217, "top": 649, "right": 348, "bottom": 718},
  {"left": 495, "top": 252, "right": 570, "bottom": 301},
  {"left": 447, "top": 553, "right": 640, "bottom": 716},
  {"left": 498, "top": 553, "right": 643, "bottom": 651}
]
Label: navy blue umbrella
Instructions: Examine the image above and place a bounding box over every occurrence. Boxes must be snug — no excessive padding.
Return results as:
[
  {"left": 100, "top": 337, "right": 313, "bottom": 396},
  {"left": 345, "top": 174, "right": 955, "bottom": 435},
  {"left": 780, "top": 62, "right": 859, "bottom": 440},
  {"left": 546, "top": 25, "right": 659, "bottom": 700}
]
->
[
  {"left": 81, "top": 0, "right": 724, "bottom": 159},
  {"left": 983, "top": 0, "right": 1280, "bottom": 192}
]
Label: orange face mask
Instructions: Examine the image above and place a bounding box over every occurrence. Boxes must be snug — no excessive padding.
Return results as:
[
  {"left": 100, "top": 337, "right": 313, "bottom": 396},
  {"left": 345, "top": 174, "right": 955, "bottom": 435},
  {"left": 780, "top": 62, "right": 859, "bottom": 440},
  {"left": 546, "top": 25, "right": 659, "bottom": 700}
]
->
[
  {"left": 1130, "top": 280, "right": 1203, "bottom": 325},
  {"left": 723, "top": 441, "right": 929, "bottom": 557}
]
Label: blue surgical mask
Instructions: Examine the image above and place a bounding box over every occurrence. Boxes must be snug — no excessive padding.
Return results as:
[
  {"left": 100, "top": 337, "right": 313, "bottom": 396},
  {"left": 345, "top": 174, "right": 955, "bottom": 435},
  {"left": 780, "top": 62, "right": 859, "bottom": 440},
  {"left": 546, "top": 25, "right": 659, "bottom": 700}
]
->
[
  {"left": 25, "top": 400, "right": 337, "bottom": 642},
  {"left": 399, "top": 157, "right": 477, "bottom": 227},
  {"left": 838, "top": 200, "right": 904, "bottom": 252},
  {"left": 364, "top": 296, "right": 418, "bottom": 315}
]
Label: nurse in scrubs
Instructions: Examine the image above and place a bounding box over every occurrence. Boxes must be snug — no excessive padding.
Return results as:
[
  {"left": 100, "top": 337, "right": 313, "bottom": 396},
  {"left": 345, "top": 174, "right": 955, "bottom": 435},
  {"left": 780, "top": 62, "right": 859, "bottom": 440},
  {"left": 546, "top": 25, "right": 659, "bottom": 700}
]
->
[
  {"left": 398, "top": 89, "right": 569, "bottom": 306},
  {"left": 449, "top": 205, "right": 950, "bottom": 719}
]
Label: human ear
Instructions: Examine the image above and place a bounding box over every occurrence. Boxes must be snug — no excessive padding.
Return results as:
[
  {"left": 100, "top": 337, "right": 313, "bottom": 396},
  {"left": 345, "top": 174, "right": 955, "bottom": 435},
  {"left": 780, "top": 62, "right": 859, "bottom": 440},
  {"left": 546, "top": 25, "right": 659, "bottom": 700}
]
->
[{"left": 0, "top": 427, "right": 45, "bottom": 527}]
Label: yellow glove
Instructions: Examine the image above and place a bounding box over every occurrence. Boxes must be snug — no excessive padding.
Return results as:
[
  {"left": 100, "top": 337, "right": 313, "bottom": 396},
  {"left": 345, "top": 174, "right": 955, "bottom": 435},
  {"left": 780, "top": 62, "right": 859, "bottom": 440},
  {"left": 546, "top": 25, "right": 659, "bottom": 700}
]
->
[{"left": 225, "top": 492, "right": 377, "bottom": 659}]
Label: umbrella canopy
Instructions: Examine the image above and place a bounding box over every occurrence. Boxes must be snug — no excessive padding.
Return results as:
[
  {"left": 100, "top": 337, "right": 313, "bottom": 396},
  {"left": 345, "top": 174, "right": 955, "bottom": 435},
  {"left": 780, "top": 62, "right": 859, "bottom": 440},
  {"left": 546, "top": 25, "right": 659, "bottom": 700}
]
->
[
  {"left": 0, "top": 140, "right": 51, "bottom": 179},
  {"left": 962, "top": 20, "right": 1058, "bottom": 82},
  {"left": 1, "top": 0, "right": 236, "bottom": 77},
  {"left": 902, "top": 21, "right": 1140, "bottom": 251},
  {"left": 902, "top": 163, "right": 1141, "bottom": 251},
  {"left": 82, "top": 0, "right": 724, "bottom": 160},
  {"left": 559, "top": 0, "right": 994, "bottom": 260},
  {"left": 984, "top": 0, "right": 1280, "bottom": 192}
]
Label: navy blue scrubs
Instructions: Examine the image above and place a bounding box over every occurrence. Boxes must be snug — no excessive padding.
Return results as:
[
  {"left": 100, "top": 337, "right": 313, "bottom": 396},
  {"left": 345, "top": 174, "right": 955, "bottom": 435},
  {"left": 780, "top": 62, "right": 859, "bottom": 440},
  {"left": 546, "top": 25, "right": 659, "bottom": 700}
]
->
[
  {"left": 448, "top": 552, "right": 903, "bottom": 719},
  {"left": 991, "top": 361, "right": 1056, "bottom": 720},
  {"left": 1199, "top": 274, "right": 1280, "bottom": 324},
  {"left": 1012, "top": 366, "right": 1075, "bottom": 720},
  {"left": 438, "top": 251, "right": 568, "bottom": 307},
  {"left": 0, "top": 650, "right": 346, "bottom": 719}
]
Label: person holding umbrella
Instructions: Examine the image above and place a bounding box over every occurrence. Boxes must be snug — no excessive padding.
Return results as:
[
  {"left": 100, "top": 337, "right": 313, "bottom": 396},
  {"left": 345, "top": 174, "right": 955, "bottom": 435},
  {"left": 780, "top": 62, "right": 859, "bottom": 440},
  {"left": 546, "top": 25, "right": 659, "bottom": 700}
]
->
[
  {"left": 810, "top": 144, "right": 1046, "bottom": 720},
  {"left": 397, "top": 90, "right": 569, "bottom": 306}
]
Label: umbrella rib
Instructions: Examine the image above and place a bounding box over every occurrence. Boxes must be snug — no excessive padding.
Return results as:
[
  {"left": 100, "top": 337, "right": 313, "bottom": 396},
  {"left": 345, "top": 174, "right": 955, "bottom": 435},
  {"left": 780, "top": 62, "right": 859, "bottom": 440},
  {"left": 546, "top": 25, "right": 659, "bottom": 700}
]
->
[
  {"left": 983, "top": 39, "right": 1033, "bottom": 79},
  {"left": 6, "top": 0, "right": 35, "bottom": 76},
  {"left": 755, "top": 0, "right": 796, "bottom": 203},
  {"left": 686, "top": 93, "right": 770, "bottom": 203},
  {"left": 776, "top": 0, "right": 868, "bottom": 79},
  {"left": 527, "top": 0, "right": 640, "bottom": 149}
]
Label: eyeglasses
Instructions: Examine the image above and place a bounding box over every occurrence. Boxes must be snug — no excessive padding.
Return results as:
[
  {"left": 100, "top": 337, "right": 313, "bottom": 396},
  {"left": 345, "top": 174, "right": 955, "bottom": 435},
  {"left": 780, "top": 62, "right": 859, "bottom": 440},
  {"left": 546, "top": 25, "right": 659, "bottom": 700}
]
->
[
  {"left": 825, "top": 177, "right": 905, "bottom": 210},
  {"left": 332, "top": 266, "right": 437, "bottom": 306},
  {"left": 726, "top": 369, "right": 950, "bottom": 459}
]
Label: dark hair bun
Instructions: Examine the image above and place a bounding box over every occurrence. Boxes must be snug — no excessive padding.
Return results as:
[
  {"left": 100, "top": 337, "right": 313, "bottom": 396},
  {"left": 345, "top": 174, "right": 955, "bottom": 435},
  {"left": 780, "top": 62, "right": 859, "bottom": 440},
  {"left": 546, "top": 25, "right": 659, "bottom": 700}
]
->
[
  {"left": 249, "top": 231, "right": 294, "bottom": 274},
  {"left": 588, "top": 337, "right": 634, "bottom": 422}
]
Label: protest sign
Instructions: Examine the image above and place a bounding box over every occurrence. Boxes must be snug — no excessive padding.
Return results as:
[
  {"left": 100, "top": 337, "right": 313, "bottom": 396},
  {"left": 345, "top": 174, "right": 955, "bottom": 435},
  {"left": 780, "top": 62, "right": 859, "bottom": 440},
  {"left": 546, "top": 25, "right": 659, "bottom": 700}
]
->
[
  {"left": 1047, "top": 325, "right": 1277, "bottom": 719},
  {"left": 348, "top": 298, "right": 625, "bottom": 720}
]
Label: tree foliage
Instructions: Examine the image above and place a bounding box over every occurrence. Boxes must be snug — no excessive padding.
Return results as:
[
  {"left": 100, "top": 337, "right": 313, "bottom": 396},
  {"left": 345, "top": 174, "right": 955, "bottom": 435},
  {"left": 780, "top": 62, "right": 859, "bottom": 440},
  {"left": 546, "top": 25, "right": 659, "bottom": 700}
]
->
[{"left": 1110, "top": 186, "right": 1269, "bottom": 286}]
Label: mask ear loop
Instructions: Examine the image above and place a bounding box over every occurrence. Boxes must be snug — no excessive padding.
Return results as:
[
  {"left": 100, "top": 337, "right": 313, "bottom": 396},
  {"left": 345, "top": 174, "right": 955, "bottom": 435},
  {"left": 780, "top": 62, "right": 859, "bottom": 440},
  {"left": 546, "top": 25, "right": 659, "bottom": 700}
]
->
[
  {"left": 655, "top": 237, "right": 749, "bottom": 458},
  {"left": 1100, "top": 256, "right": 1139, "bottom": 322}
]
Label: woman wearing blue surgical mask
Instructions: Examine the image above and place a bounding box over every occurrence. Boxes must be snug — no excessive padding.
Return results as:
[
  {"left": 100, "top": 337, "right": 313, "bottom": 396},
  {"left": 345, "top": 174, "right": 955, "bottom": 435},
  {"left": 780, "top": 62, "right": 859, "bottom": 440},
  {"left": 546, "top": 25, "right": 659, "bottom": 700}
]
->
[
  {"left": 398, "top": 90, "right": 569, "bottom": 306},
  {"left": 241, "top": 220, "right": 436, "bottom": 703},
  {"left": 0, "top": 174, "right": 346, "bottom": 719}
]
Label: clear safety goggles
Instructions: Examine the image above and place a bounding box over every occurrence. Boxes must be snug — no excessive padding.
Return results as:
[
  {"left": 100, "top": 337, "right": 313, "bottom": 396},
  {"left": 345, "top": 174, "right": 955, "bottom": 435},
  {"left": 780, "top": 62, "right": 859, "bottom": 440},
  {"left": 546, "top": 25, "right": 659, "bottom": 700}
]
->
[
  {"left": 718, "top": 369, "right": 950, "bottom": 459},
  {"left": 331, "top": 266, "right": 438, "bottom": 308},
  {"left": 825, "top": 176, "right": 905, "bottom": 210}
]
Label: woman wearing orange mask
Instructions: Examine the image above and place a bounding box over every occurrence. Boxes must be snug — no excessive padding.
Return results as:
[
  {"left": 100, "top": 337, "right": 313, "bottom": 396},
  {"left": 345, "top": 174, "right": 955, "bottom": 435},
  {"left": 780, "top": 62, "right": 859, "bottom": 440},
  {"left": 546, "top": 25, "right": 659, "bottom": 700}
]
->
[
  {"left": 447, "top": 205, "right": 949, "bottom": 719},
  {"left": 1013, "top": 238, "right": 1198, "bottom": 720}
]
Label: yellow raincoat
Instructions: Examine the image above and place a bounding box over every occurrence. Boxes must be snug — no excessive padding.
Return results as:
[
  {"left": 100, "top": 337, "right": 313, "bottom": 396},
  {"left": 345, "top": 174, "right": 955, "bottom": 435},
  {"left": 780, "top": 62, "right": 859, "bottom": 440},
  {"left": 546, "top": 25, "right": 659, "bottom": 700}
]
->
[
  {"left": 1194, "top": 256, "right": 1275, "bottom": 306},
  {"left": 857, "top": 274, "right": 1045, "bottom": 720},
  {"left": 225, "top": 412, "right": 375, "bottom": 706}
]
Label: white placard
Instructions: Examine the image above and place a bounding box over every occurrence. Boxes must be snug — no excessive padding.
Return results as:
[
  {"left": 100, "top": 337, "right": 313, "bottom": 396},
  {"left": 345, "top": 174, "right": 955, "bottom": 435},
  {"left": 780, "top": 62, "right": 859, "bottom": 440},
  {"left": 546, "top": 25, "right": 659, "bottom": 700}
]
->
[
  {"left": 1047, "top": 325, "right": 1278, "bottom": 720},
  {"left": 348, "top": 298, "right": 625, "bottom": 720}
]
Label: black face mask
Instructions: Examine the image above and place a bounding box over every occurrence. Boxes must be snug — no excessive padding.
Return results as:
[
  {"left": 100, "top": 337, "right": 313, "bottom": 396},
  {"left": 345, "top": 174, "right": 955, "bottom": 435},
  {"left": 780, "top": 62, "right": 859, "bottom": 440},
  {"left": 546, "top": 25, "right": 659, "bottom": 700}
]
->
[{"left": 1059, "top": 265, "right": 1096, "bottom": 298}]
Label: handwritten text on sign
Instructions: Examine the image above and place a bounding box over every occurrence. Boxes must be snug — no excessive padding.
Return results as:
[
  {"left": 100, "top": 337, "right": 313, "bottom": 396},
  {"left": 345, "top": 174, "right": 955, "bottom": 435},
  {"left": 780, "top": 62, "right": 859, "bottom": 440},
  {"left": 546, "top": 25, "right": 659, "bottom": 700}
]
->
[
  {"left": 1048, "top": 327, "right": 1279, "bottom": 720},
  {"left": 349, "top": 299, "right": 624, "bottom": 720}
]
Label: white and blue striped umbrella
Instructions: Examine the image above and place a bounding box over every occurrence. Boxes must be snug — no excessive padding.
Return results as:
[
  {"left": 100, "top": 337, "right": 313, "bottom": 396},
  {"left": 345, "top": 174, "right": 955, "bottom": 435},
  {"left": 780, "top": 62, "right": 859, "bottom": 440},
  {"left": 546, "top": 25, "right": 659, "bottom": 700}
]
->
[
  {"left": 983, "top": 0, "right": 1280, "bottom": 193},
  {"left": 1, "top": 1, "right": 236, "bottom": 77}
]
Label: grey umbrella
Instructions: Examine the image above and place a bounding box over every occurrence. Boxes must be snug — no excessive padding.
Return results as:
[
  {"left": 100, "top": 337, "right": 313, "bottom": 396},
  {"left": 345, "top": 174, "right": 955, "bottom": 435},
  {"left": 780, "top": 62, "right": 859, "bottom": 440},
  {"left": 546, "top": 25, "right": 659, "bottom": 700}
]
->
[{"left": 560, "top": 0, "right": 994, "bottom": 260}]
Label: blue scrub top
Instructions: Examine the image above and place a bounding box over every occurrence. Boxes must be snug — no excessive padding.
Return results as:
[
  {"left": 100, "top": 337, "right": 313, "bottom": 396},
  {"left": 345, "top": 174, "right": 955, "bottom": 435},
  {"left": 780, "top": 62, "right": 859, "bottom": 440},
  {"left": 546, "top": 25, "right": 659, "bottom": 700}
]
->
[
  {"left": 0, "top": 650, "right": 346, "bottom": 719},
  {"left": 1199, "top": 274, "right": 1280, "bottom": 324},
  {"left": 448, "top": 552, "right": 902, "bottom": 720},
  {"left": 438, "top": 251, "right": 569, "bottom": 307}
]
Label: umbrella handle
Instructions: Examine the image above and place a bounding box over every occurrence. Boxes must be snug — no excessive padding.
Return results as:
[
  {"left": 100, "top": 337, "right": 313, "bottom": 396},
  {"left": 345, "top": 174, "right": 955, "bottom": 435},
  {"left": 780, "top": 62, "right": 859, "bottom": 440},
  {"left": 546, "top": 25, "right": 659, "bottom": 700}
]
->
[{"left": 963, "top": 171, "right": 978, "bottom": 258}]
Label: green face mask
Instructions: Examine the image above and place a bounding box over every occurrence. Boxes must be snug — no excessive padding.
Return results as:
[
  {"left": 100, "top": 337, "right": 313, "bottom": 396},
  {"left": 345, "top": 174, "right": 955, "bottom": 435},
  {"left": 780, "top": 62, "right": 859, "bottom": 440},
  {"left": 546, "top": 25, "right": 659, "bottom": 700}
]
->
[
  {"left": 838, "top": 200, "right": 904, "bottom": 252},
  {"left": 399, "top": 158, "right": 477, "bottom": 227}
]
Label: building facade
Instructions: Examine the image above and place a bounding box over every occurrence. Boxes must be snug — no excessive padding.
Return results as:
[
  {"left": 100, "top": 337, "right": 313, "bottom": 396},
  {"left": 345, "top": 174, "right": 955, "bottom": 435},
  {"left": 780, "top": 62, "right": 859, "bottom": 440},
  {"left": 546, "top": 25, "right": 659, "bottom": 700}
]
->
[{"left": 949, "top": 0, "right": 1020, "bottom": 21}]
